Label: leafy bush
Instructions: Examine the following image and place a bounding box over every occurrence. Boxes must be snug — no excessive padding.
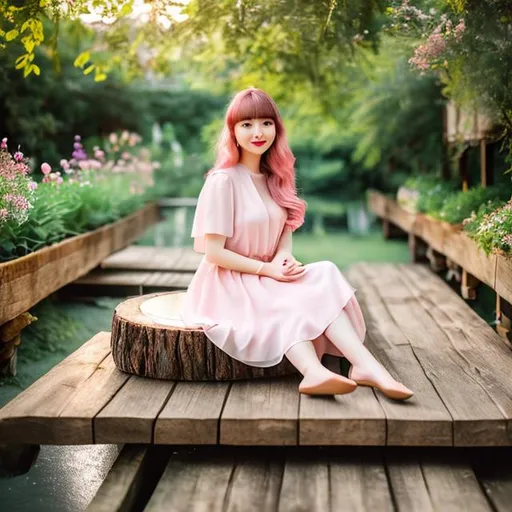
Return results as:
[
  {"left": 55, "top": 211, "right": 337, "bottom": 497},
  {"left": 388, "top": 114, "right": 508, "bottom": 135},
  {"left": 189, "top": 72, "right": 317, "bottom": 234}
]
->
[{"left": 433, "top": 185, "right": 510, "bottom": 224}]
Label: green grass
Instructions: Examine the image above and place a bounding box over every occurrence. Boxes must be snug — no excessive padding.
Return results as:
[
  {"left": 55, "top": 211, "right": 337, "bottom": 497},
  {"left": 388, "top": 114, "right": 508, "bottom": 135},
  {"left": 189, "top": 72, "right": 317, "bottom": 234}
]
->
[{"left": 293, "top": 229, "right": 411, "bottom": 270}]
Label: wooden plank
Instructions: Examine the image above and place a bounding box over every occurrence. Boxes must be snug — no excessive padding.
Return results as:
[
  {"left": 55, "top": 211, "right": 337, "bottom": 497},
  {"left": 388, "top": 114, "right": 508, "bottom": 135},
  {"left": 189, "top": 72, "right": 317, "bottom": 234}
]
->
[
  {"left": 330, "top": 448, "right": 394, "bottom": 511},
  {"left": 386, "top": 451, "right": 435, "bottom": 511},
  {"left": 349, "top": 266, "right": 453, "bottom": 446},
  {"left": 299, "top": 355, "right": 386, "bottom": 446},
  {"left": 94, "top": 376, "right": 175, "bottom": 444},
  {"left": 361, "top": 262, "right": 509, "bottom": 446},
  {"left": 101, "top": 246, "right": 201, "bottom": 273},
  {"left": 142, "top": 272, "right": 192, "bottom": 290},
  {"left": 222, "top": 449, "right": 283, "bottom": 511},
  {"left": 420, "top": 451, "right": 492, "bottom": 511},
  {"left": 86, "top": 444, "right": 170, "bottom": 512},
  {"left": 399, "top": 263, "right": 512, "bottom": 444},
  {"left": 220, "top": 377, "right": 300, "bottom": 445},
  {"left": 364, "top": 264, "right": 510, "bottom": 446},
  {"left": 144, "top": 449, "right": 236, "bottom": 512},
  {"left": 0, "top": 332, "right": 111, "bottom": 444},
  {"left": 0, "top": 203, "right": 159, "bottom": 325},
  {"left": 387, "top": 449, "right": 492, "bottom": 511},
  {"left": 58, "top": 352, "right": 131, "bottom": 444},
  {"left": 76, "top": 270, "right": 192, "bottom": 290},
  {"left": 154, "top": 381, "right": 230, "bottom": 444},
  {"left": 278, "top": 450, "right": 329, "bottom": 511},
  {"left": 76, "top": 270, "right": 151, "bottom": 286}
]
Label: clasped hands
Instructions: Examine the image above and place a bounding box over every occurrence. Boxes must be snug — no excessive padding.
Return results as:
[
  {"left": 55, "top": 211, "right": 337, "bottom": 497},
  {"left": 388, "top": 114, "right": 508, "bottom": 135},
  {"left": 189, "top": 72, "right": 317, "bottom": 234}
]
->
[{"left": 260, "top": 250, "right": 307, "bottom": 282}]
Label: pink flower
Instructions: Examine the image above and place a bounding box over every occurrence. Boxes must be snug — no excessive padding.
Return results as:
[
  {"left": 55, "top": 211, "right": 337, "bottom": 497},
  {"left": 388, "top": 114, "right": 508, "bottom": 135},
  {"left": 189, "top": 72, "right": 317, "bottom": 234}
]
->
[
  {"left": 28, "top": 181, "right": 38, "bottom": 190},
  {"left": 13, "top": 151, "right": 23, "bottom": 162},
  {"left": 41, "top": 162, "right": 52, "bottom": 175},
  {"left": 1, "top": 138, "right": 7, "bottom": 150},
  {"left": 3, "top": 193, "right": 30, "bottom": 210},
  {"left": 0, "top": 208, "right": 8, "bottom": 220},
  {"left": 56, "top": 177, "right": 64, "bottom": 185}
]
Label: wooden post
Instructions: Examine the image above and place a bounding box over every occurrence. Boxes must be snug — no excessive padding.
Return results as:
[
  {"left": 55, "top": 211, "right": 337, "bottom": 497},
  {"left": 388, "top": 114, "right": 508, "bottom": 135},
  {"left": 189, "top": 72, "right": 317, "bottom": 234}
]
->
[
  {"left": 480, "top": 140, "right": 494, "bottom": 188},
  {"left": 441, "top": 105, "right": 451, "bottom": 181},
  {"left": 426, "top": 246, "right": 447, "bottom": 272},
  {"left": 459, "top": 147, "right": 470, "bottom": 191},
  {"left": 496, "top": 295, "right": 512, "bottom": 345},
  {"left": 408, "top": 232, "right": 429, "bottom": 263},
  {"left": 461, "top": 269, "right": 479, "bottom": 300}
]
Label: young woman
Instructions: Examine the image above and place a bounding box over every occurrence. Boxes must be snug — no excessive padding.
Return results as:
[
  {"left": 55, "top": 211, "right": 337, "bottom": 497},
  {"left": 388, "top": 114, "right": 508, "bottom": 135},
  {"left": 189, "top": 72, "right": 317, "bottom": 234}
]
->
[{"left": 180, "top": 87, "right": 413, "bottom": 400}]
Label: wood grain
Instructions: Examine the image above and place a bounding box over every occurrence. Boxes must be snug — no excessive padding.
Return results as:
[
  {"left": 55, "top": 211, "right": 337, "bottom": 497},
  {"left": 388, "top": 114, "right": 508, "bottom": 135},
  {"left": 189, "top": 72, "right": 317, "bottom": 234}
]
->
[
  {"left": 154, "top": 381, "right": 230, "bottom": 444},
  {"left": 220, "top": 377, "right": 300, "bottom": 445},
  {"left": 111, "top": 292, "right": 298, "bottom": 381},
  {"left": 0, "top": 332, "right": 111, "bottom": 444}
]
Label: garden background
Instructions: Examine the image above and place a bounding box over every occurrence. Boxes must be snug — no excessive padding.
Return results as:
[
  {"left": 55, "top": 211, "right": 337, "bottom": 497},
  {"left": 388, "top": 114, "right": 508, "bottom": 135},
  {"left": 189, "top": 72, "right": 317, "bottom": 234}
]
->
[{"left": 1, "top": 1, "right": 511, "bottom": 510}]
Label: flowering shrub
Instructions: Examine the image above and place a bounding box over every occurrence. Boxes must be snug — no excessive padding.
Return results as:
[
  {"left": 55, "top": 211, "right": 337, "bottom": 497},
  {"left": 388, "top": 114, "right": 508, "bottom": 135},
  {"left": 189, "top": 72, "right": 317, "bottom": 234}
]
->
[
  {"left": 0, "top": 131, "right": 163, "bottom": 262},
  {"left": 0, "top": 138, "right": 38, "bottom": 228},
  {"left": 387, "top": 1, "right": 466, "bottom": 72},
  {"left": 463, "top": 198, "right": 512, "bottom": 255}
]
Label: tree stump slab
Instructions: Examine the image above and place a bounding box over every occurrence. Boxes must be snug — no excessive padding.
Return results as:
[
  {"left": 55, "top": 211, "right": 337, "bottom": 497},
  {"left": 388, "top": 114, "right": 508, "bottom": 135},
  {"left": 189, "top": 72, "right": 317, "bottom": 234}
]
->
[{"left": 111, "top": 292, "right": 298, "bottom": 381}]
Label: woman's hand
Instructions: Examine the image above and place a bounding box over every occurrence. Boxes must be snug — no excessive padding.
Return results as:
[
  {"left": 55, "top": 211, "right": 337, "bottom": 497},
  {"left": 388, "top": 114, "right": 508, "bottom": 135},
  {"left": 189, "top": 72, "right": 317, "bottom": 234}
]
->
[
  {"left": 261, "top": 261, "right": 306, "bottom": 282},
  {"left": 263, "top": 251, "right": 306, "bottom": 282},
  {"left": 272, "top": 251, "right": 304, "bottom": 276}
]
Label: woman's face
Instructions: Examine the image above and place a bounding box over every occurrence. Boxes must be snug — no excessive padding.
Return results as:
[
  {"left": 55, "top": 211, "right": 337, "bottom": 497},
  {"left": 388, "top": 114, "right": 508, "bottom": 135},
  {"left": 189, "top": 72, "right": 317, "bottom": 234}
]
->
[{"left": 234, "top": 117, "right": 276, "bottom": 155}]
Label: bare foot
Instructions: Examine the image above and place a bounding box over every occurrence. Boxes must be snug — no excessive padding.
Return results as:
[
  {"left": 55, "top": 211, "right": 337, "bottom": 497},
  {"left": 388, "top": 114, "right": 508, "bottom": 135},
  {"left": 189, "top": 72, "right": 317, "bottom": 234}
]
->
[
  {"left": 299, "top": 369, "right": 357, "bottom": 396},
  {"left": 348, "top": 365, "right": 414, "bottom": 401}
]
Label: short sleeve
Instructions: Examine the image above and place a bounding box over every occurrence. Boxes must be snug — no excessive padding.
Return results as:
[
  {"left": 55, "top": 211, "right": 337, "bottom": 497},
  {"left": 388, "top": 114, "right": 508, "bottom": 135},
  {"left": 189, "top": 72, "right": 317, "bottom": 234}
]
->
[{"left": 191, "top": 172, "right": 235, "bottom": 253}]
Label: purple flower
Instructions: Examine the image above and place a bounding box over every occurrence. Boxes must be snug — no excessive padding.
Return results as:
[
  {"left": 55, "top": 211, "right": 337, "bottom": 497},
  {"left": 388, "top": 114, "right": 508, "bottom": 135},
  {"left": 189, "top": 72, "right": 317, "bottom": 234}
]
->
[
  {"left": 74, "top": 135, "right": 81, "bottom": 142},
  {"left": 28, "top": 181, "right": 38, "bottom": 190}
]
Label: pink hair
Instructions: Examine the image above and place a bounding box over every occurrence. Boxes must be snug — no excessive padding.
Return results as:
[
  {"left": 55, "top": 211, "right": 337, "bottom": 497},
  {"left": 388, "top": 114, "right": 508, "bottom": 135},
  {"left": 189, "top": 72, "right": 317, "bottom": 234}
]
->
[{"left": 206, "top": 87, "right": 307, "bottom": 232}]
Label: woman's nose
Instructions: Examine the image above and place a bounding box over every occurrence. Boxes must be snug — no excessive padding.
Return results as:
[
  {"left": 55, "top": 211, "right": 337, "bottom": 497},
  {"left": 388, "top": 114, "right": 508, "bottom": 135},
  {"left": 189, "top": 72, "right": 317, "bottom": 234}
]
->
[{"left": 253, "top": 125, "right": 263, "bottom": 137}]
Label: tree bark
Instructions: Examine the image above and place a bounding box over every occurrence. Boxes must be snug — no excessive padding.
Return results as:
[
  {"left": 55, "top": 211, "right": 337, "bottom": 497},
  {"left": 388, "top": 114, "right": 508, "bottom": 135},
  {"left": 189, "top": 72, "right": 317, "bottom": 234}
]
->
[{"left": 111, "top": 292, "right": 298, "bottom": 381}]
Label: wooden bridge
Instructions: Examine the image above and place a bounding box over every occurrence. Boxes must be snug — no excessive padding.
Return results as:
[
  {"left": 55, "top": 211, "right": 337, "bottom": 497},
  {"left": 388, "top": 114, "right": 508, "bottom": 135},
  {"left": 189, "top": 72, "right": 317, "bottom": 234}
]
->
[
  {"left": 2, "top": 250, "right": 512, "bottom": 508},
  {"left": 2, "top": 262, "right": 512, "bottom": 448}
]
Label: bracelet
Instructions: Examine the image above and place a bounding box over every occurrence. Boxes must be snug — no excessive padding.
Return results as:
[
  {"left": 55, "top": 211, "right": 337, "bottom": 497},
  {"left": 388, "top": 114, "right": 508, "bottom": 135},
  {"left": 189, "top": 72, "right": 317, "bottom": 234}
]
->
[{"left": 256, "top": 262, "right": 265, "bottom": 275}]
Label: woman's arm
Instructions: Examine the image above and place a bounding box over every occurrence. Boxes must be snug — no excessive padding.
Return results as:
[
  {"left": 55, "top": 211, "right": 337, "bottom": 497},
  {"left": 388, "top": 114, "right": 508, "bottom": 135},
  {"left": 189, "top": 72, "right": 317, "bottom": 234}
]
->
[
  {"left": 204, "top": 233, "right": 266, "bottom": 274},
  {"left": 275, "top": 225, "right": 292, "bottom": 256}
]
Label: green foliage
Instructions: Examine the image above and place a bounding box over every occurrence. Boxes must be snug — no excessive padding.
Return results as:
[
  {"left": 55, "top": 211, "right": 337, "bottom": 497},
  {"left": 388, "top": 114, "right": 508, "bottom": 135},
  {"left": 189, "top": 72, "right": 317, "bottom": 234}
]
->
[
  {"left": 0, "top": 173, "right": 160, "bottom": 261},
  {"left": 434, "top": 185, "right": 510, "bottom": 224}
]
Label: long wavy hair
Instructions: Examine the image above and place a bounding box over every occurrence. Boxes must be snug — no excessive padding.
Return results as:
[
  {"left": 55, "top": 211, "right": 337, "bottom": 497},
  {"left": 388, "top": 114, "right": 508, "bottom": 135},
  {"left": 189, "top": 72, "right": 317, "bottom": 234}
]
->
[{"left": 207, "top": 87, "right": 307, "bottom": 232}]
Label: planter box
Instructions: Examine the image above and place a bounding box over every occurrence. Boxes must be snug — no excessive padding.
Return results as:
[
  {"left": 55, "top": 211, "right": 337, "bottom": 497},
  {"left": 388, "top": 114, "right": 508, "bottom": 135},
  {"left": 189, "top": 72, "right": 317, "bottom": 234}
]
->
[
  {"left": 415, "top": 214, "right": 462, "bottom": 254},
  {"left": 496, "top": 253, "right": 512, "bottom": 306},
  {"left": 0, "top": 202, "right": 160, "bottom": 325},
  {"left": 443, "top": 230, "right": 496, "bottom": 289},
  {"left": 387, "top": 197, "right": 416, "bottom": 233},
  {"left": 367, "top": 190, "right": 389, "bottom": 218}
]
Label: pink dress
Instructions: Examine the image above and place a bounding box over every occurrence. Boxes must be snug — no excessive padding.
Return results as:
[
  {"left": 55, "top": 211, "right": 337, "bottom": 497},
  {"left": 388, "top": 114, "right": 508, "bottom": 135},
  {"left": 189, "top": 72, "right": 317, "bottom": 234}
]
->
[{"left": 179, "top": 163, "right": 366, "bottom": 368}]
